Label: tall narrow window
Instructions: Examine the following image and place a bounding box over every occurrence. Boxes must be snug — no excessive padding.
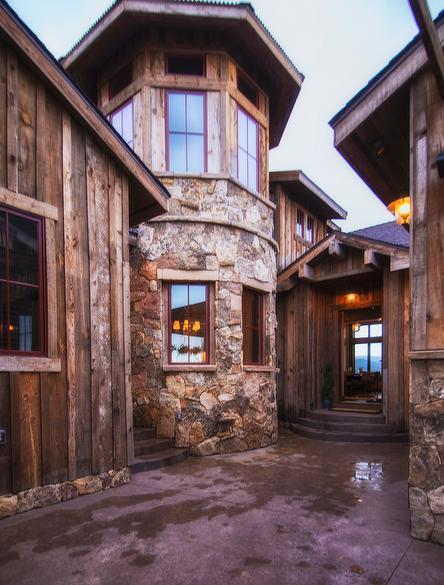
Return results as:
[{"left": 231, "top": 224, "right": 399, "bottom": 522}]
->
[
  {"left": 242, "top": 288, "right": 264, "bottom": 365},
  {"left": 109, "top": 100, "right": 134, "bottom": 148},
  {"left": 237, "top": 107, "right": 258, "bottom": 192},
  {"left": 167, "top": 91, "right": 206, "bottom": 173},
  {"left": 169, "top": 283, "right": 208, "bottom": 364},
  {"left": 296, "top": 209, "right": 304, "bottom": 238},
  {"left": 352, "top": 322, "right": 383, "bottom": 373},
  {"left": 0, "top": 208, "right": 45, "bottom": 355},
  {"left": 306, "top": 216, "right": 314, "bottom": 243}
]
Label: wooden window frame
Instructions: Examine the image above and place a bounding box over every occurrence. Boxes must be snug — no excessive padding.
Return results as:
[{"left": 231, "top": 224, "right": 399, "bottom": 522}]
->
[
  {"left": 165, "top": 282, "right": 214, "bottom": 367},
  {"left": 108, "top": 61, "right": 133, "bottom": 100},
  {"left": 165, "top": 89, "right": 208, "bottom": 173},
  {"left": 165, "top": 53, "right": 206, "bottom": 77},
  {"left": 237, "top": 106, "right": 259, "bottom": 193},
  {"left": 0, "top": 205, "right": 46, "bottom": 357},
  {"left": 109, "top": 98, "right": 134, "bottom": 149},
  {"left": 306, "top": 215, "right": 315, "bottom": 244},
  {"left": 237, "top": 70, "right": 259, "bottom": 108},
  {"left": 242, "top": 287, "right": 265, "bottom": 366},
  {"left": 350, "top": 321, "right": 383, "bottom": 373},
  {"left": 296, "top": 209, "right": 304, "bottom": 239}
]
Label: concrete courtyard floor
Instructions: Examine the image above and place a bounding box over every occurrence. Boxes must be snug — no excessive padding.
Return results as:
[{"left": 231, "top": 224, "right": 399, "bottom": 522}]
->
[{"left": 0, "top": 429, "right": 443, "bottom": 585}]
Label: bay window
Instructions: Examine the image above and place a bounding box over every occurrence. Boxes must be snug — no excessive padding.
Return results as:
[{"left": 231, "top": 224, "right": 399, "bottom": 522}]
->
[
  {"left": 0, "top": 207, "right": 45, "bottom": 355},
  {"left": 167, "top": 91, "right": 206, "bottom": 173},
  {"left": 237, "top": 107, "right": 258, "bottom": 192},
  {"left": 242, "top": 287, "right": 264, "bottom": 365},
  {"left": 168, "top": 283, "right": 209, "bottom": 364}
]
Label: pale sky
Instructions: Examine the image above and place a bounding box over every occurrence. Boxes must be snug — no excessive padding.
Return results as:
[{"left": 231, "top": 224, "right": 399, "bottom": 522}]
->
[{"left": 8, "top": 0, "right": 444, "bottom": 230}]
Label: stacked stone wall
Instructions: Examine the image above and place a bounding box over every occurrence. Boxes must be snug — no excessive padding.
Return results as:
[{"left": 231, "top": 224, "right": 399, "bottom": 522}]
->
[{"left": 131, "top": 177, "right": 278, "bottom": 454}]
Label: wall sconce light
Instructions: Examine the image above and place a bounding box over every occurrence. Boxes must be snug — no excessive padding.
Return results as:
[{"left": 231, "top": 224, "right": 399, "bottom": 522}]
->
[
  {"left": 173, "top": 320, "right": 181, "bottom": 331},
  {"left": 387, "top": 196, "right": 410, "bottom": 226},
  {"left": 352, "top": 323, "right": 361, "bottom": 333},
  {"left": 346, "top": 292, "right": 358, "bottom": 303}
]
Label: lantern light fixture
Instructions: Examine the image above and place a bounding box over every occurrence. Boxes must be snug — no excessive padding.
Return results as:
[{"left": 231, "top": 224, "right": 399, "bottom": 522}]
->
[
  {"left": 387, "top": 196, "right": 411, "bottom": 226},
  {"left": 346, "top": 292, "right": 358, "bottom": 303}
]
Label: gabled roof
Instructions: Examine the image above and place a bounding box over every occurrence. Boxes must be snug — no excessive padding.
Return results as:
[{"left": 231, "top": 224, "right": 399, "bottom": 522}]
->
[
  {"left": 0, "top": 1, "right": 170, "bottom": 225},
  {"left": 270, "top": 170, "right": 347, "bottom": 220},
  {"left": 351, "top": 221, "right": 409, "bottom": 249},
  {"left": 278, "top": 229, "right": 409, "bottom": 291},
  {"left": 61, "top": 0, "right": 304, "bottom": 148}
]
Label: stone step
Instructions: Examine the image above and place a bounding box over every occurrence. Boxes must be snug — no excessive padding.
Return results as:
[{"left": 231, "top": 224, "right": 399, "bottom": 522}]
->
[
  {"left": 294, "top": 417, "right": 396, "bottom": 434},
  {"left": 134, "top": 427, "right": 155, "bottom": 441},
  {"left": 134, "top": 438, "right": 172, "bottom": 457},
  {"left": 131, "top": 448, "right": 189, "bottom": 474},
  {"left": 289, "top": 422, "right": 408, "bottom": 443},
  {"left": 309, "top": 410, "right": 386, "bottom": 425}
]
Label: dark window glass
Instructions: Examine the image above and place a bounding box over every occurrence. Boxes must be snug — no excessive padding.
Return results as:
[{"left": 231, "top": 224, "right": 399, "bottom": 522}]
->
[
  {"left": 307, "top": 217, "right": 314, "bottom": 243},
  {"left": 237, "top": 72, "right": 258, "bottom": 107},
  {"left": 0, "top": 208, "right": 44, "bottom": 355},
  {"left": 109, "top": 62, "right": 133, "bottom": 99},
  {"left": 242, "top": 288, "right": 264, "bottom": 365},
  {"left": 167, "top": 55, "right": 205, "bottom": 76},
  {"left": 169, "top": 283, "right": 208, "bottom": 364},
  {"left": 237, "top": 108, "right": 258, "bottom": 192},
  {"left": 109, "top": 100, "right": 134, "bottom": 149},
  {"left": 296, "top": 210, "right": 304, "bottom": 238},
  {"left": 167, "top": 91, "right": 205, "bottom": 173}
]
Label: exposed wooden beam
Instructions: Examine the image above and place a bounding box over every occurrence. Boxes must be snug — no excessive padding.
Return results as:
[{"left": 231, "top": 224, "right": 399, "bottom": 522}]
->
[
  {"left": 409, "top": 0, "right": 444, "bottom": 100},
  {"left": 328, "top": 239, "right": 346, "bottom": 260},
  {"left": 364, "top": 249, "right": 382, "bottom": 270},
  {"left": 299, "top": 263, "right": 315, "bottom": 282},
  {"left": 391, "top": 254, "right": 410, "bottom": 272}
]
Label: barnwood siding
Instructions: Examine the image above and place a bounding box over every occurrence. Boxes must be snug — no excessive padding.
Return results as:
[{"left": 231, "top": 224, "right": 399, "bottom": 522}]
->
[
  {"left": 277, "top": 257, "right": 409, "bottom": 430},
  {"left": 0, "top": 41, "right": 132, "bottom": 495}
]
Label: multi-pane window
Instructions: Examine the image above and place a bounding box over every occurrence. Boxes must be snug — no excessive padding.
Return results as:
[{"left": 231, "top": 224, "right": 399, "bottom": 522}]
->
[
  {"left": 352, "top": 322, "right": 383, "bottom": 373},
  {"left": 296, "top": 210, "right": 304, "bottom": 238},
  {"left": 169, "top": 283, "right": 208, "bottom": 364},
  {"left": 237, "top": 107, "right": 258, "bottom": 192},
  {"left": 0, "top": 208, "right": 45, "bottom": 355},
  {"left": 242, "top": 288, "right": 264, "bottom": 365},
  {"left": 109, "top": 100, "right": 134, "bottom": 148},
  {"left": 306, "top": 216, "right": 314, "bottom": 243},
  {"left": 167, "top": 91, "right": 206, "bottom": 173},
  {"left": 166, "top": 55, "right": 205, "bottom": 76}
]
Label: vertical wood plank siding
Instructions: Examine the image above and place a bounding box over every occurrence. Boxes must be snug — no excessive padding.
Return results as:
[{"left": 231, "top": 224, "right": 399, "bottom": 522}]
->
[{"left": 0, "top": 42, "right": 133, "bottom": 495}]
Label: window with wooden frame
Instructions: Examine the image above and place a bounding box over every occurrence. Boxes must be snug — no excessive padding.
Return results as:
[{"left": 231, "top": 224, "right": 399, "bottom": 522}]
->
[
  {"left": 166, "top": 90, "right": 206, "bottom": 173},
  {"left": 109, "top": 99, "right": 134, "bottom": 149},
  {"left": 108, "top": 62, "right": 133, "bottom": 100},
  {"left": 296, "top": 209, "right": 304, "bottom": 238},
  {"left": 306, "top": 216, "right": 314, "bottom": 243},
  {"left": 351, "top": 321, "right": 383, "bottom": 374},
  {"left": 0, "top": 207, "right": 46, "bottom": 355},
  {"left": 166, "top": 54, "right": 205, "bottom": 77},
  {"left": 168, "top": 283, "right": 210, "bottom": 364},
  {"left": 237, "top": 107, "right": 258, "bottom": 192},
  {"left": 242, "top": 287, "right": 265, "bottom": 365},
  {"left": 237, "top": 71, "right": 258, "bottom": 107}
]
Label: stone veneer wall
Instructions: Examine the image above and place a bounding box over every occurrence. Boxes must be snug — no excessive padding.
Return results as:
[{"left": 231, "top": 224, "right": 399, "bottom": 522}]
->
[
  {"left": 409, "top": 360, "right": 444, "bottom": 545},
  {"left": 131, "top": 177, "right": 278, "bottom": 455}
]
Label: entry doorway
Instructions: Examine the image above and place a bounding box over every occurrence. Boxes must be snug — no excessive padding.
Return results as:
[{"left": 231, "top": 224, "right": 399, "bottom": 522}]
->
[{"left": 342, "top": 307, "right": 383, "bottom": 404}]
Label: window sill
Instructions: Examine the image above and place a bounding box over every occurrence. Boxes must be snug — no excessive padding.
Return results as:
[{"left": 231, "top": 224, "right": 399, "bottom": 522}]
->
[
  {"left": 0, "top": 356, "right": 61, "bottom": 372},
  {"left": 163, "top": 364, "right": 217, "bottom": 372},
  {"left": 243, "top": 365, "right": 278, "bottom": 373}
]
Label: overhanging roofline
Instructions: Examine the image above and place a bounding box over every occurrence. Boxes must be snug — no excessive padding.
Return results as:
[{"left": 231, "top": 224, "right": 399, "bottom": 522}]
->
[
  {"left": 0, "top": 1, "right": 170, "bottom": 222},
  {"left": 270, "top": 170, "right": 347, "bottom": 220}
]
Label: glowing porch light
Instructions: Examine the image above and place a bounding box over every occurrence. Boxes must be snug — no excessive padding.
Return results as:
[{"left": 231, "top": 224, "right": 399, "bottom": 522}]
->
[{"left": 387, "top": 196, "right": 410, "bottom": 226}]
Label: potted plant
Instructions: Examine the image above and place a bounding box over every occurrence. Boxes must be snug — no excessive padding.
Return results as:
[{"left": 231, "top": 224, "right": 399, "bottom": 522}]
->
[{"left": 321, "top": 362, "right": 333, "bottom": 410}]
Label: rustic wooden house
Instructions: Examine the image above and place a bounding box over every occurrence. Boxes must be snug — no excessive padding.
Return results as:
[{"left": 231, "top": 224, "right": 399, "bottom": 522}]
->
[
  {"left": 0, "top": 3, "right": 169, "bottom": 515},
  {"left": 277, "top": 222, "right": 410, "bottom": 438},
  {"left": 62, "top": 0, "right": 304, "bottom": 456},
  {"left": 330, "top": 3, "right": 444, "bottom": 544}
]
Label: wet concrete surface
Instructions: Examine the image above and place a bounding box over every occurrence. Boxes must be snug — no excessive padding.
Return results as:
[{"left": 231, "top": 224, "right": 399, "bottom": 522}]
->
[{"left": 0, "top": 429, "right": 443, "bottom": 585}]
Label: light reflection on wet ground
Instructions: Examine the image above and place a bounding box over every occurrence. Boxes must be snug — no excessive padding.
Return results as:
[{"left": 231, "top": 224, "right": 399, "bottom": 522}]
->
[{"left": 353, "top": 461, "right": 384, "bottom": 486}]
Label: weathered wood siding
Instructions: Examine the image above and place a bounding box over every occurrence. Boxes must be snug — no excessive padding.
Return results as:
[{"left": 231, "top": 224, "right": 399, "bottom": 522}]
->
[{"left": 0, "top": 41, "right": 132, "bottom": 495}]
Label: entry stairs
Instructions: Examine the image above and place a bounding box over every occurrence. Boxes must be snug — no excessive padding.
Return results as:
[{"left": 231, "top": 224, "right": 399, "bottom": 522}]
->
[
  {"left": 289, "top": 407, "right": 408, "bottom": 443},
  {"left": 131, "top": 427, "right": 189, "bottom": 473}
]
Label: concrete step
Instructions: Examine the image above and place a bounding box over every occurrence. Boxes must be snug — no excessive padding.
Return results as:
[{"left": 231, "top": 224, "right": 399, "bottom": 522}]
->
[
  {"left": 289, "top": 422, "right": 408, "bottom": 443},
  {"left": 131, "top": 448, "right": 189, "bottom": 474},
  {"left": 134, "top": 438, "right": 172, "bottom": 457},
  {"left": 134, "top": 427, "right": 155, "bottom": 441},
  {"left": 295, "top": 417, "right": 396, "bottom": 434},
  {"left": 309, "top": 410, "right": 386, "bottom": 425}
]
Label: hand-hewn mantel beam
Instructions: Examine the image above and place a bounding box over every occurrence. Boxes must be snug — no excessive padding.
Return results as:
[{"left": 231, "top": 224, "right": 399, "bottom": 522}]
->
[{"left": 409, "top": 0, "right": 444, "bottom": 100}]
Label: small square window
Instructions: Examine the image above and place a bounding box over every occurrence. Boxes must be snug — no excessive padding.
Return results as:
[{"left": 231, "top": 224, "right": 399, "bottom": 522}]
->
[
  {"left": 242, "top": 288, "right": 265, "bottom": 365},
  {"left": 166, "top": 55, "right": 205, "bottom": 76}
]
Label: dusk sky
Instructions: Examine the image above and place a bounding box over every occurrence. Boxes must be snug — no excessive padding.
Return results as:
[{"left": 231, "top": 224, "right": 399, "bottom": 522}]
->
[{"left": 8, "top": 0, "right": 444, "bottom": 230}]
